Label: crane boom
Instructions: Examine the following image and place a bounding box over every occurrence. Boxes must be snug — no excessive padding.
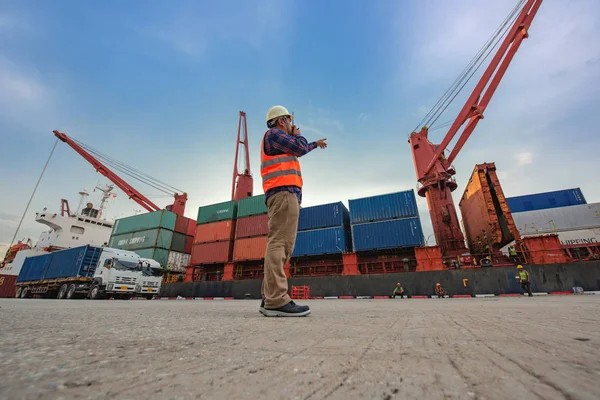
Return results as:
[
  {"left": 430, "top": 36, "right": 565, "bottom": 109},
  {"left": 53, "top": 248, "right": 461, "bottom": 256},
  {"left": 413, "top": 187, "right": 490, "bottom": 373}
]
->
[
  {"left": 53, "top": 130, "right": 188, "bottom": 216},
  {"left": 231, "top": 111, "right": 253, "bottom": 201},
  {"left": 408, "top": 0, "right": 542, "bottom": 258}
]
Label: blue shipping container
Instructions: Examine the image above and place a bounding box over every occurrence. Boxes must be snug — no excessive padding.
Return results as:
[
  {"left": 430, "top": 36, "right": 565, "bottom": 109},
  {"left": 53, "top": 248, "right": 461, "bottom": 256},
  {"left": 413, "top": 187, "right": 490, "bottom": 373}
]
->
[
  {"left": 298, "top": 202, "right": 350, "bottom": 231},
  {"left": 292, "top": 227, "right": 350, "bottom": 257},
  {"left": 506, "top": 188, "right": 586, "bottom": 213},
  {"left": 17, "top": 246, "right": 103, "bottom": 282},
  {"left": 349, "top": 190, "right": 419, "bottom": 225},
  {"left": 351, "top": 217, "right": 425, "bottom": 252},
  {"left": 16, "top": 253, "right": 53, "bottom": 283}
]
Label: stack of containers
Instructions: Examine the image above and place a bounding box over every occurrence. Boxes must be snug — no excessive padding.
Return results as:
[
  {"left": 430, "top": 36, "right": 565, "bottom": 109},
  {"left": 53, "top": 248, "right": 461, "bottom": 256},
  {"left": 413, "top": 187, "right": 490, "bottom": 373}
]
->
[
  {"left": 292, "top": 202, "right": 351, "bottom": 257},
  {"left": 192, "top": 200, "right": 237, "bottom": 265},
  {"left": 108, "top": 210, "right": 195, "bottom": 270},
  {"left": 233, "top": 195, "right": 269, "bottom": 261},
  {"left": 349, "top": 190, "right": 425, "bottom": 252}
]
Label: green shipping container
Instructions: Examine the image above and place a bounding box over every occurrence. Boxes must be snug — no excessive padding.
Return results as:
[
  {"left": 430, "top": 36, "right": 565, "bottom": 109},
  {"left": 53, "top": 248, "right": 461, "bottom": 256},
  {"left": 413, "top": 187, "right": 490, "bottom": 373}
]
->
[
  {"left": 171, "top": 232, "right": 188, "bottom": 253},
  {"left": 237, "top": 195, "right": 267, "bottom": 218},
  {"left": 197, "top": 200, "right": 238, "bottom": 225},
  {"left": 135, "top": 248, "right": 169, "bottom": 269},
  {"left": 112, "top": 210, "right": 177, "bottom": 236},
  {"left": 108, "top": 228, "right": 173, "bottom": 251}
]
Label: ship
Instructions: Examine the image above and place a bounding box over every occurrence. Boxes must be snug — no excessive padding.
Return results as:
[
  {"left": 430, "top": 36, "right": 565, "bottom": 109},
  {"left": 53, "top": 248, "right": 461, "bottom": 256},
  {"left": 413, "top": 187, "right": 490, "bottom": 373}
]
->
[{"left": 0, "top": 186, "right": 118, "bottom": 297}]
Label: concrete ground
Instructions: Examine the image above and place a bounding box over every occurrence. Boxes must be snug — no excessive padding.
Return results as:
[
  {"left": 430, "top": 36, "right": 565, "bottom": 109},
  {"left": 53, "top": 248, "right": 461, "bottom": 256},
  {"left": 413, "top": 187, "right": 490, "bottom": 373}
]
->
[{"left": 0, "top": 297, "right": 599, "bottom": 400}]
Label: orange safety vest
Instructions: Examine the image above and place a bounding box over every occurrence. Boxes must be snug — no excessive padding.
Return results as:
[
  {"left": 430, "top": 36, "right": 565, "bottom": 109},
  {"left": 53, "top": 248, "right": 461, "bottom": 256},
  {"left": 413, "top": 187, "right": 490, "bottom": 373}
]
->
[{"left": 260, "top": 132, "right": 303, "bottom": 193}]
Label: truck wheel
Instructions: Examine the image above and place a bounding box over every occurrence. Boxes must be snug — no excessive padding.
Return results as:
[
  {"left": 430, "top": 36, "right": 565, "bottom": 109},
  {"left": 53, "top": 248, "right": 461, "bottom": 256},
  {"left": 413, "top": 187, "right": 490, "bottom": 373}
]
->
[
  {"left": 88, "top": 284, "right": 101, "bottom": 300},
  {"left": 15, "top": 287, "right": 22, "bottom": 298},
  {"left": 66, "top": 284, "right": 76, "bottom": 299},
  {"left": 57, "top": 284, "right": 68, "bottom": 299},
  {"left": 20, "top": 286, "right": 29, "bottom": 299}
]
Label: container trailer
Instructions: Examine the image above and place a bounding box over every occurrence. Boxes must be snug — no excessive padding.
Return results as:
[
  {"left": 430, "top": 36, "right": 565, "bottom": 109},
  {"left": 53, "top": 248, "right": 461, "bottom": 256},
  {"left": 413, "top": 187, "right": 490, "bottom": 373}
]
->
[{"left": 15, "top": 245, "right": 163, "bottom": 300}]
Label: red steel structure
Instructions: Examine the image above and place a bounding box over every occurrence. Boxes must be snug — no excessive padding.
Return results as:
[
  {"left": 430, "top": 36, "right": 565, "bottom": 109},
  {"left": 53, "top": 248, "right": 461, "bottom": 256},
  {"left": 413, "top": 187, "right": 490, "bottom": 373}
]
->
[
  {"left": 231, "top": 111, "right": 253, "bottom": 202},
  {"left": 53, "top": 130, "right": 188, "bottom": 216},
  {"left": 408, "top": 0, "right": 542, "bottom": 258}
]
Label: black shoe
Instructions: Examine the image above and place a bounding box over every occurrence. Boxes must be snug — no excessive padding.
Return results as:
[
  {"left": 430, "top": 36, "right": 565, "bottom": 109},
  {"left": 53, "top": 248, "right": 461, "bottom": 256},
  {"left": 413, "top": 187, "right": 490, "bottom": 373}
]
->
[
  {"left": 259, "top": 298, "right": 265, "bottom": 314},
  {"left": 262, "top": 300, "right": 311, "bottom": 317}
]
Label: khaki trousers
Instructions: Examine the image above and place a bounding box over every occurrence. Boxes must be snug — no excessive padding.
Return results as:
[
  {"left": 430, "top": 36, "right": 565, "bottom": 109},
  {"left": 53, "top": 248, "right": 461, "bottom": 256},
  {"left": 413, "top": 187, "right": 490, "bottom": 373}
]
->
[{"left": 262, "top": 191, "right": 300, "bottom": 309}]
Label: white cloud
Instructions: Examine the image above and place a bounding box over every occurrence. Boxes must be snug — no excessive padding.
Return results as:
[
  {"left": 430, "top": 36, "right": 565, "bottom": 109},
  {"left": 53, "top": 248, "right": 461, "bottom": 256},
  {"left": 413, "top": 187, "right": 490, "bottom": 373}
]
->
[
  {"left": 358, "top": 113, "right": 368, "bottom": 122},
  {"left": 516, "top": 152, "right": 533, "bottom": 166}
]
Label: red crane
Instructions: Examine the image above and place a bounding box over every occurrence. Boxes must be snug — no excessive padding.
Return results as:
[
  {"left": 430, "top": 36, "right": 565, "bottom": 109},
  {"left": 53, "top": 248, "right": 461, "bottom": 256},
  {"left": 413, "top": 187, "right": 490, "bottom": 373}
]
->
[
  {"left": 53, "top": 130, "right": 188, "bottom": 216},
  {"left": 231, "top": 111, "right": 253, "bottom": 201},
  {"left": 408, "top": 0, "right": 542, "bottom": 258}
]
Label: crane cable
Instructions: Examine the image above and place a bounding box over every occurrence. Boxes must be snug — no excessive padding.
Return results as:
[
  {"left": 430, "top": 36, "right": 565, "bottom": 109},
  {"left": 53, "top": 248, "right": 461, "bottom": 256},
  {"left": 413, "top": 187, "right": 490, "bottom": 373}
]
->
[
  {"left": 7, "top": 138, "right": 59, "bottom": 256},
  {"left": 414, "top": 0, "right": 527, "bottom": 132},
  {"left": 71, "top": 138, "right": 184, "bottom": 196}
]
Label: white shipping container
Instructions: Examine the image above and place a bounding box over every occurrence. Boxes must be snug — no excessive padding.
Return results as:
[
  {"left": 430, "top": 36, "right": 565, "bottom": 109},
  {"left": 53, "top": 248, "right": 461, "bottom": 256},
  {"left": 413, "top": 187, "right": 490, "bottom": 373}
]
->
[
  {"left": 167, "top": 251, "right": 190, "bottom": 273},
  {"left": 512, "top": 203, "right": 600, "bottom": 235},
  {"left": 501, "top": 228, "right": 600, "bottom": 255}
]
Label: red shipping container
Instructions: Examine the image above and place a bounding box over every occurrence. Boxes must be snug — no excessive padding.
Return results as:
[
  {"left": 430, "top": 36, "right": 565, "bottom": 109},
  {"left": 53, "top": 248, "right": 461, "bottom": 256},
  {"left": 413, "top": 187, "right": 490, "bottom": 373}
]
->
[
  {"left": 235, "top": 214, "right": 269, "bottom": 239},
  {"left": 191, "top": 241, "right": 233, "bottom": 264},
  {"left": 174, "top": 214, "right": 190, "bottom": 234},
  {"left": 194, "top": 220, "right": 236, "bottom": 244},
  {"left": 187, "top": 219, "right": 196, "bottom": 237},
  {"left": 185, "top": 236, "right": 193, "bottom": 253},
  {"left": 0, "top": 274, "right": 17, "bottom": 298},
  {"left": 233, "top": 236, "right": 267, "bottom": 261}
]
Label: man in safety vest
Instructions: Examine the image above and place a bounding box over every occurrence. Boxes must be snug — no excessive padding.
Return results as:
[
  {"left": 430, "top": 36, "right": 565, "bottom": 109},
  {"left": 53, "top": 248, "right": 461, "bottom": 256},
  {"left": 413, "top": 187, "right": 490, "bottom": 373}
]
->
[
  {"left": 259, "top": 105, "right": 327, "bottom": 317},
  {"left": 517, "top": 265, "right": 533, "bottom": 296},
  {"left": 392, "top": 282, "right": 405, "bottom": 299},
  {"left": 508, "top": 244, "right": 518, "bottom": 263}
]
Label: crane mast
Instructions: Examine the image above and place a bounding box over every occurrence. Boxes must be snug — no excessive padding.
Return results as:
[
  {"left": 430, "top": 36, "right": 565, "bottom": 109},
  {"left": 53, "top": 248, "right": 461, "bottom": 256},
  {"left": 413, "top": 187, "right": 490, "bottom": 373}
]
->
[
  {"left": 231, "top": 111, "right": 253, "bottom": 201},
  {"left": 408, "top": 0, "right": 543, "bottom": 258},
  {"left": 53, "top": 130, "right": 188, "bottom": 216}
]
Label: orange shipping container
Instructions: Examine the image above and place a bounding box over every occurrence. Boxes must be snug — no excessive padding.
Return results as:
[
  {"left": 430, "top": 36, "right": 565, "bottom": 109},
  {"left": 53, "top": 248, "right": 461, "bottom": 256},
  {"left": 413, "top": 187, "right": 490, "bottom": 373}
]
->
[
  {"left": 194, "top": 220, "right": 236, "bottom": 244},
  {"left": 233, "top": 236, "right": 267, "bottom": 261},
  {"left": 459, "top": 163, "right": 520, "bottom": 256},
  {"left": 187, "top": 219, "right": 196, "bottom": 237},
  {"left": 191, "top": 241, "right": 232, "bottom": 265}
]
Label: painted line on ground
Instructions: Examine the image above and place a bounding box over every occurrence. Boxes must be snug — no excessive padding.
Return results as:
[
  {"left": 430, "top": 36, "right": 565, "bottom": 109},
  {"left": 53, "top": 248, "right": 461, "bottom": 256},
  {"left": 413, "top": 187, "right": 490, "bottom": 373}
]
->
[
  {"left": 452, "top": 295, "right": 473, "bottom": 299},
  {"left": 411, "top": 296, "right": 429, "bottom": 299},
  {"left": 356, "top": 296, "right": 372, "bottom": 299},
  {"left": 339, "top": 296, "right": 354, "bottom": 299},
  {"left": 532, "top": 292, "right": 548, "bottom": 296},
  {"left": 584, "top": 291, "right": 600, "bottom": 295},
  {"left": 324, "top": 296, "right": 339, "bottom": 299},
  {"left": 373, "top": 296, "right": 389, "bottom": 299},
  {"left": 550, "top": 292, "right": 573, "bottom": 295},
  {"left": 475, "top": 294, "right": 495, "bottom": 298},
  {"left": 499, "top": 293, "right": 522, "bottom": 297}
]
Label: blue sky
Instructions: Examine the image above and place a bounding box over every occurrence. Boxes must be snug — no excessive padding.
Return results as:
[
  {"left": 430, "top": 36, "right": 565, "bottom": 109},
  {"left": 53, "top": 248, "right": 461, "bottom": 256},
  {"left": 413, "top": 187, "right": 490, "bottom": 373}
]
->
[{"left": 1, "top": 0, "right": 599, "bottom": 256}]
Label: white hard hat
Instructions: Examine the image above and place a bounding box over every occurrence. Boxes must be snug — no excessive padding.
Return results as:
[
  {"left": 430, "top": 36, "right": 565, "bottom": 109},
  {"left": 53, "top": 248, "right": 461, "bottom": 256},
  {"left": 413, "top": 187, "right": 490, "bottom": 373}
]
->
[{"left": 266, "top": 105, "right": 292, "bottom": 124}]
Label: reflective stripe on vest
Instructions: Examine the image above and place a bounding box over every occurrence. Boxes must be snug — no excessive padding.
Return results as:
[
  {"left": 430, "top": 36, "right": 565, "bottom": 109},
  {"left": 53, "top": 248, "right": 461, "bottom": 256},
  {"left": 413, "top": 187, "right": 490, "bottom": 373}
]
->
[{"left": 260, "top": 132, "right": 303, "bottom": 192}]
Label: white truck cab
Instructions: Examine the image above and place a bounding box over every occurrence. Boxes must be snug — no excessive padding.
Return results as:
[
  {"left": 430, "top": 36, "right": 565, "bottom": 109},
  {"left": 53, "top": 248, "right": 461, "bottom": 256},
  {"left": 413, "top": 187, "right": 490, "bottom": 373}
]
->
[
  {"left": 136, "top": 258, "right": 163, "bottom": 299},
  {"left": 88, "top": 248, "right": 143, "bottom": 300}
]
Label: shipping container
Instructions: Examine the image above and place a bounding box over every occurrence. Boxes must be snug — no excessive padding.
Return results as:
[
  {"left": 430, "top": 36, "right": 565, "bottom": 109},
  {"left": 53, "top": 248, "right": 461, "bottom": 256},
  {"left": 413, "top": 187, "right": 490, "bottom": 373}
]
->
[
  {"left": 0, "top": 274, "right": 17, "bottom": 298},
  {"left": 292, "top": 227, "right": 350, "bottom": 257},
  {"left": 298, "top": 202, "right": 350, "bottom": 231},
  {"left": 235, "top": 214, "right": 269, "bottom": 239},
  {"left": 175, "top": 214, "right": 192, "bottom": 235},
  {"left": 196, "top": 200, "right": 237, "bottom": 225},
  {"left": 134, "top": 248, "right": 169, "bottom": 268},
  {"left": 0, "top": 249, "right": 47, "bottom": 276},
  {"left": 185, "top": 236, "right": 193, "bottom": 253},
  {"left": 233, "top": 236, "right": 267, "bottom": 261},
  {"left": 167, "top": 251, "right": 191, "bottom": 272},
  {"left": 348, "top": 190, "right": 419, "bottom": 225},
  {"left": 237, "top": 195, "right": 268, "bottom": 218},
  {"left": 17, "top": 246, "right": 102, "bottom": 282},
  {"left": 191, "top": 241, "right": 233, "bottom": 264},
  {"left": 458, "top": 163, "right": 519, "bottom": 255},
  {"left": 112, "top": 210, "right": 177, "bottom": 236},
  {"left": 109, "top": 228, "right": 174, "bottom": 251},
  {"left": 501, "top": 228, "right": 600, "bottom": 254},
  {"left": 194, "top": 220, "right": 236, "bottom": 243},
  {"left": 351, "top": 217, "right": 425, "bottom": 252},
  {"left": 187, "top": 219, "right": 196, "bottom": 236},
  {"left": 171, "top": 232, "right": 188, "bottom": 253},
  {"left": 512, "top": 203, "right": 600, "bottom": 235},
  {"left": 506, "top": 188, "right": 586, "bottom": 213},
  {"left": 15, "top": 253, "right": 52, "bottom": 282}
]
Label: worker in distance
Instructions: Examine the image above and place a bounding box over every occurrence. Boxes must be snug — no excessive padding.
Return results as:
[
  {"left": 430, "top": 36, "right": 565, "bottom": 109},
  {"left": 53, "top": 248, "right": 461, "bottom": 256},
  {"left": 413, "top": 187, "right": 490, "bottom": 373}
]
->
[{"left": 259, "top": 105, "right": 327, "bottom": 317}]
